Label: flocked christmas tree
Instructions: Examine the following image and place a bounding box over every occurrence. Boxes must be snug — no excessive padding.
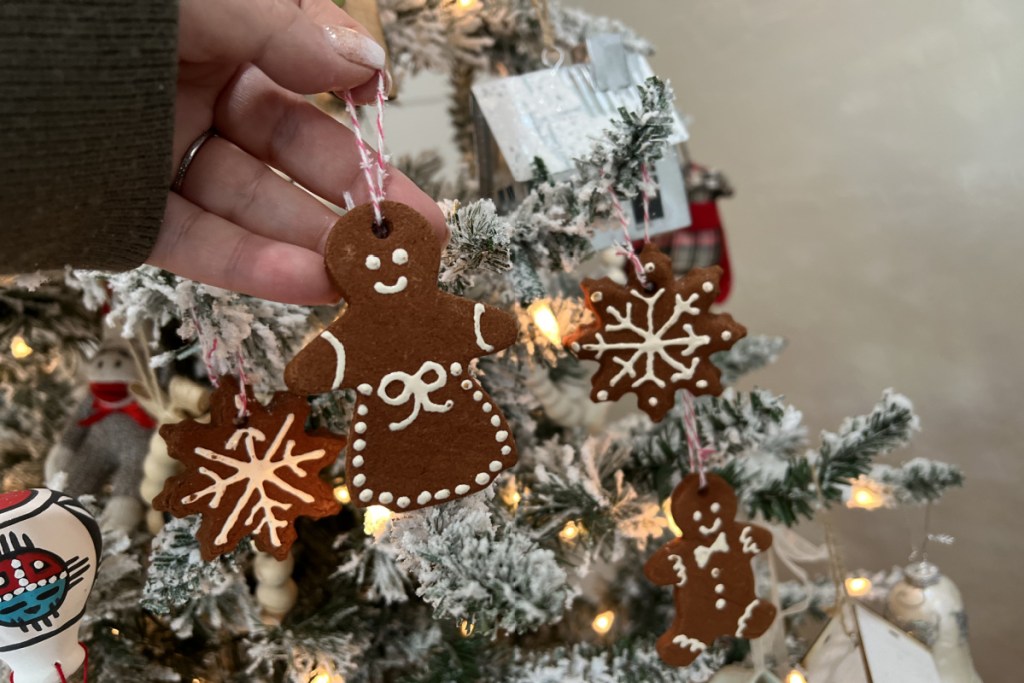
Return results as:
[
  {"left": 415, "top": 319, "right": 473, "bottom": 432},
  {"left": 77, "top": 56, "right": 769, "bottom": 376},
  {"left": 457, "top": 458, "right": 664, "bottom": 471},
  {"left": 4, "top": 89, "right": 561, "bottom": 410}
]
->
[{"left": 0, "top": 1, "right": 967, "bottom": 681}]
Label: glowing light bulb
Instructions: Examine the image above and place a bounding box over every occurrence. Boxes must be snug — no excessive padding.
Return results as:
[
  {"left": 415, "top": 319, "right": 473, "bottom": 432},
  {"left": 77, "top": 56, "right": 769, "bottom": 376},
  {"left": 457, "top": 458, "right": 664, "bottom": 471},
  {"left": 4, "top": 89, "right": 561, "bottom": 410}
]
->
[
  {"left": 333, "top": 484, "right": 351, "bottom": 505},
  {"left": 110, "top": 627, "right": 120, "bottom": 636},
  {"left": 847, "top": 478, "right": 886, "bottom": 510},
  {"left": 458, "top": 619, "right": 475, "bottom": 637},
  {"left": 309, "top": 674, "right": 331, "bottom": 683},
  {"left": 591, "top": 610, "right": 615, "bottom": 635},
  {"left": 845, "top": 576, "right": 872, "bottom": 597},
  {"left": 457, "top": 0, "right": 476, "bottom": 7},
  {"left": 10, "top": 335, "right": 32, "bottom": 359},
  {"left": 662, "top": 497, "right": 682, "bottom": 537},
  {"left": 559, "top": 520, "right": 582, "bottom": 543},
  {"left": 528, "top": 300, "right": 562, "bottom": 346},
  {"left": 786, "top": 670, "right": 808, "bottom": 683},
  {"left": 363, "top": 505, "right": 392, "bottom": 537}
]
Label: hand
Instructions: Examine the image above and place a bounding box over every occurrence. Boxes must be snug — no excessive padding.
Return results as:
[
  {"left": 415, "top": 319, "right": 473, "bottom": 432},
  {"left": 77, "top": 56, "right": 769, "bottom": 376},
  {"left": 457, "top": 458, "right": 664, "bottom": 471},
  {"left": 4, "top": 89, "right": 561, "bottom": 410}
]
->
[{"left": 148, "top": 0, "right": 448, "bottom": 305}]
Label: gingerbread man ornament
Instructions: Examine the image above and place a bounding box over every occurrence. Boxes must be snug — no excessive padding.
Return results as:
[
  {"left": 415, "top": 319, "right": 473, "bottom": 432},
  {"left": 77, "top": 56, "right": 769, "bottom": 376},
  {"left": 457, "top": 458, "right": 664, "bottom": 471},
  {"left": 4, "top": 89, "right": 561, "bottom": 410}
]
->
[
  {"left": 645, "top": 473, "right": 776, "bottom": 667},
  {"left": 285, "top": 202, "right": 519, "bottom": 512}
]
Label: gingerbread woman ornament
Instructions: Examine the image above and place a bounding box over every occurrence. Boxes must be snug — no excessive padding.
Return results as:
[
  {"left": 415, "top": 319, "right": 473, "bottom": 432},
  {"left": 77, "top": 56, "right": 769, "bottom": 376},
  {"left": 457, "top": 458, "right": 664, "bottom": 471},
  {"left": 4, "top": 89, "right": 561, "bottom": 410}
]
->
[
  {"left": 645, "top": 473, "right": 776, "bottom": 667},
  {"left": 285, "top": 202, "right": 519, "bottom": 513}
]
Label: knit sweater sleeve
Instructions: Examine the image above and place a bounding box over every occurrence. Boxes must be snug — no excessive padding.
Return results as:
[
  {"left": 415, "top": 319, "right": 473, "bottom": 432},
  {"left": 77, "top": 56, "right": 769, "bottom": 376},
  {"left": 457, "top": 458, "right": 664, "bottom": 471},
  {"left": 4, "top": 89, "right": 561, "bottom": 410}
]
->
[{"left": 0, "top": 0, "right": 178, "bottom": 274}]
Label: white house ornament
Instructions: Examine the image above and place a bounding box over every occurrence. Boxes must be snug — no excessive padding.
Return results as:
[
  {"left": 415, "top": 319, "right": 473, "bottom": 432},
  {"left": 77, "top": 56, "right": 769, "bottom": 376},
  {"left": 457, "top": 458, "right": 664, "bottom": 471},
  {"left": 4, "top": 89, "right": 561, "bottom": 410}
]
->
[
  {"left": 0, "top": 489, "right": 101, "bottom": 683},
  {"left": 644, "top": 474, "right": 775, "bottom": 667},
  {"left": 285, "top": 201, "right": 520, "bottom": 513},
  {"left": 564, "top": 244, "right": 745, "bottom": 422},
  {"left": 154, "top": 377, "right": 344, "bottom": 561}
]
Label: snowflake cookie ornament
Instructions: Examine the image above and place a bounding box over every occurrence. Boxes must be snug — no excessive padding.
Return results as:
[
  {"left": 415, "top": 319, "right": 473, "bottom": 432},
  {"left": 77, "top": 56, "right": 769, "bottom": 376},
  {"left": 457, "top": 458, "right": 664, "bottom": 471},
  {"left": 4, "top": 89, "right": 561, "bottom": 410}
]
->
[
  {"left": 645, "top": 473, "right": 776, "bottom": 667},
  {"left": 154, "top": 377, "right": 343, "bottom": 561},
  {"left": 563, "top": 243, "right": 745, "bottom": 421},
  {"left": 285, "top": 201, "right": 520, "bottom": 513}
]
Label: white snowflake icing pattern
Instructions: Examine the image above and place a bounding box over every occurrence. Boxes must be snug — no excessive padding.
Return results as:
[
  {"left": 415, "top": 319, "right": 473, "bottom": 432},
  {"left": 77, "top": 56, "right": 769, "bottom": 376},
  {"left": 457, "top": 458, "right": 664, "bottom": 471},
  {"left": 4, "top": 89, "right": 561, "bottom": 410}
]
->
[
  {"left": 186, "top": 413, "right": 327, "bottom": 549},
  {"left": 582, "top": 288, "right": 711, "bottom": 389}
]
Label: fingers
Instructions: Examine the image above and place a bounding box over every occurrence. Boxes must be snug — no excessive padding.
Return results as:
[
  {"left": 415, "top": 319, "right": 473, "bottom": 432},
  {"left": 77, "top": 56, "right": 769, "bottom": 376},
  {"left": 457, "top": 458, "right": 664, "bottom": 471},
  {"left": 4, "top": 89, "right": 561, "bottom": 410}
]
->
[
  {"left": 178, "top": 0, "right": 384, "bottom": 95},
  {"left": 215, "top": 67, "right": 449, "bottom": 244},
  {"left": 178, "top": 136, "right": 339, "bottom": 254},
  {"left": 149, "top": 193, "right": 339, "bottom": 305}
]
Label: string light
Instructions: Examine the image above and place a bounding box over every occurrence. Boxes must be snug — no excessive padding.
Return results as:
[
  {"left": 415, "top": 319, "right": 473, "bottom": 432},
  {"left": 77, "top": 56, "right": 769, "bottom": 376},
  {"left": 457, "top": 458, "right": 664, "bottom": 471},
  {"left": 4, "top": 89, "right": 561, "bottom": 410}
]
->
[
  {"left": 333, "top": 484, "right": 351, "bottom": 505},
  {"left": 591, "top": 609, "right": 615, "bottom": 635},
  {"left": 110, "top": 627, "right": 120, "bottom": 637},
  {"left": 363, "top": 505, "right": 392, "bottom": 537},
  {"left": 845, "top": 576, "right": 872, "bottom": 597},
  {"left": 786, "top": 670, "right": 808, "bottom": 683},
  {"left": 9, "top": 335, "right": 32, "bottom": 359},
  {"left": 558, "top": 520, "right": 582, "bottom": 543},
  {"left": 661, "top": 497, "right": 682, "bottom": 537},
  {"left": 847, "top": 477, "right": 886, "bottom": 510},
  {"left": 308, "top": 670, "right": 344, "bottom": 683},
  {"left": 458, "top": 619, "right": 475, "bottom": 638},
  {"left": 500, "top": 477, "right": 522, "bottom": 511},
  {"left": 527, "top": 300, "right": 562, "bottom": 346},
  {"left": 457, "top": 0, "right": 476, "bottom": 7}
]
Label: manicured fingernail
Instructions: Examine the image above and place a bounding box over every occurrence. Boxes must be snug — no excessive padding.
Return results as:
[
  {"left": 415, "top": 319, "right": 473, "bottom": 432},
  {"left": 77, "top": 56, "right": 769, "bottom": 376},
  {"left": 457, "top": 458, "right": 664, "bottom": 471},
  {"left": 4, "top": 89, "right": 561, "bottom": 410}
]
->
[{"left": 324, "top": 25, "right": 385, "bottom": 71}]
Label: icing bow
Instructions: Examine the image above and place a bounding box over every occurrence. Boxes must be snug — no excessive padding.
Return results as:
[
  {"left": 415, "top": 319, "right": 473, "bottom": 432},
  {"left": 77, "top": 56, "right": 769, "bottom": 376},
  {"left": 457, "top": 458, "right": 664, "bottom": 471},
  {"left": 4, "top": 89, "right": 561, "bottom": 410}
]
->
[
  {"left": 694, "top": 532, "right": 730, "bottom": 569},
  {"left": 377, "top": 361, "right": 454, "bottom": 431},
  {"left": 79, "top": 382, "right": 156, "bottom": 429}
]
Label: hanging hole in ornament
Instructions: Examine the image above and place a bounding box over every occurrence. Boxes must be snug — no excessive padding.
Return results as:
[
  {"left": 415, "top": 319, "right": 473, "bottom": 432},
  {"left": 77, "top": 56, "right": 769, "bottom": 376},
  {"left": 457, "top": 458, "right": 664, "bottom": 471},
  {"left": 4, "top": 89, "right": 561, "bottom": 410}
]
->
[
  {"left": 541, "top": 47, "right": 564, "bottom": 70},
  {"left": 372, "top": 217, "right": 392, "bottom": 239}
]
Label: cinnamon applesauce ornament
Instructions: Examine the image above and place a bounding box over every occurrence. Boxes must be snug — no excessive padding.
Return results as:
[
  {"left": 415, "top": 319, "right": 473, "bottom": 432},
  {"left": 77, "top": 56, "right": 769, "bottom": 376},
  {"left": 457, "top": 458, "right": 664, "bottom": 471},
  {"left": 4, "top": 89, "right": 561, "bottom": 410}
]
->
[{"left": 285, "top": 201, "right": 519, "bottom": 512}]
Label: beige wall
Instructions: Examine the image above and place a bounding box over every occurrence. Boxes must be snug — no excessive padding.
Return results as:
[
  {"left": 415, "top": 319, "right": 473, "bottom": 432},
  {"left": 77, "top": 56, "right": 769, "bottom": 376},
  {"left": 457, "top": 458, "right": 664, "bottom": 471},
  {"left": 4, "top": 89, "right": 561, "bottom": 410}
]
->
[{"left": 579, "top": 0, "right": 1020, "bottom": 678}]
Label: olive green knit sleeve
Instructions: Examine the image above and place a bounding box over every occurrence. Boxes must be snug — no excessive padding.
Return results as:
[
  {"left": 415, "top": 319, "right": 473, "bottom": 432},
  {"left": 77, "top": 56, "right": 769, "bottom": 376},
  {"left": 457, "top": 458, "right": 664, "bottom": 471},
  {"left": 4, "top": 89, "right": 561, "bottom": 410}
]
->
[{"left": 0, "top": 0, "right": 178, "bottom": 273}]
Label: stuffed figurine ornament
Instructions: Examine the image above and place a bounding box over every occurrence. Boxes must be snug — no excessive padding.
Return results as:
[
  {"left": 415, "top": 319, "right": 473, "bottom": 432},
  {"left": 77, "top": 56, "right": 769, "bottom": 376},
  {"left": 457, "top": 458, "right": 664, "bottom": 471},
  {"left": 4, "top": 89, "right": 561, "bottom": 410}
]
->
[{"left": 45, "top": 339, "right": 154, "bottom": 533}]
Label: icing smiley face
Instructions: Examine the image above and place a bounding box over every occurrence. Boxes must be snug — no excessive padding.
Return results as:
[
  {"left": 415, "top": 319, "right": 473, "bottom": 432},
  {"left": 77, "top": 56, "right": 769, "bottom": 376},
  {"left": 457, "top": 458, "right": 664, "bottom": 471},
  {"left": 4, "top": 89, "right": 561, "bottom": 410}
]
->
[
  {"left": 671, "top": 475, "right": 738, "bottom": 539},
  {"left": 325, "top": 204, "right": 440, "bottom": 304}
]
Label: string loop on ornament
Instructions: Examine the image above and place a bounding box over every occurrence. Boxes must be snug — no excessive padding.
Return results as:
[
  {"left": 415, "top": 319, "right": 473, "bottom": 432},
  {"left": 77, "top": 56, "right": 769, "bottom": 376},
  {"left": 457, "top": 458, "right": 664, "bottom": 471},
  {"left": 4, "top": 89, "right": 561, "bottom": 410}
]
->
[
  {"left": 680, "top": 390, "right": 713, "bottom": 489},
  {"left": 342, "top": 71, "right": 390, "bottom": 230}
]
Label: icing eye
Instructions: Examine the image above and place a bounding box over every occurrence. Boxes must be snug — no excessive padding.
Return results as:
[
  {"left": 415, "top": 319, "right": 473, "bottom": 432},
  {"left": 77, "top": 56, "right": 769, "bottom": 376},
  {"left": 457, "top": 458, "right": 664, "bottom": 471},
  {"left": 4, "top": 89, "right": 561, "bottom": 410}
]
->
[
  {"left": 365, "top": 255, "right": 381, "bottom": 271},
  {"left": 392, "top": 248, "right": 409, "bottom": 265},
  {"left": 692, "top": 511, "right": 702, "bottom": 522},
  {"left": 710, "top": 503, "right": 721, "bottom": 514},
  {"left": 643, "top": 262, "right": 656, "bottom": 273}
]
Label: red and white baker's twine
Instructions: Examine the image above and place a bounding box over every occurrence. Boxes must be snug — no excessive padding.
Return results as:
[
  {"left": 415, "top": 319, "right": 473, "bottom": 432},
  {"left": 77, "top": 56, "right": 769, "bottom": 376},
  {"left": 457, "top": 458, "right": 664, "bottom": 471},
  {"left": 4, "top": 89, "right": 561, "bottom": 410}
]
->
[
  {"left": 191, "top": 310, "right": 250, "bottom": 420},
  {"left": 342, "top": 71, "right": 390, "bottom": 226},
  {"left": 681, "top": 390, "right": 715, "bottom": 488},
  {"left": 609, "top": 162, "right": 655, "bottom": 287}
]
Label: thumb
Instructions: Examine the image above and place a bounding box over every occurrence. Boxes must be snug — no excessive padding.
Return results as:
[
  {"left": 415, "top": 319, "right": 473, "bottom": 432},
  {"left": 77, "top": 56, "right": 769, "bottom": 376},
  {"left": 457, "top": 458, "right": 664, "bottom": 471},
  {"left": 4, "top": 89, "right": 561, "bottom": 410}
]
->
[{"left": 179, "top": 0, "right": 385, "bottom": 95}]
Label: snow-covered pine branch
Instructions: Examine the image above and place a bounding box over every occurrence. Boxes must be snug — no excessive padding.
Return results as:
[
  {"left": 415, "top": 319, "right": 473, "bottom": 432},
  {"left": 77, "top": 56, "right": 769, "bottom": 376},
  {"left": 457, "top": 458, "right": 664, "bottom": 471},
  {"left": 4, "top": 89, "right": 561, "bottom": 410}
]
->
[
  {"left": 713, "top": 335, "right": 787, "bottom": 386},
  {"left": 870, "top": 457, "right": 964, "bottom": 505},
  {"left": 507, "top": 641, "right": 725, "bottom": 683},
  {"left": 386, "top": 496, "right": 575, "bottom": 635}
]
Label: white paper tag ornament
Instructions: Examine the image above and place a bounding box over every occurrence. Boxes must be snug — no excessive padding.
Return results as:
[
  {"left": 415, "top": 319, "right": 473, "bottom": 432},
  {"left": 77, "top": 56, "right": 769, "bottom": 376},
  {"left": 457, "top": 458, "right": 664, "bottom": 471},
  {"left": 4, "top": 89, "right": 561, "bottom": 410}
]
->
[{"left": 0, "top": 489, "right": 101, "bottom": 683}]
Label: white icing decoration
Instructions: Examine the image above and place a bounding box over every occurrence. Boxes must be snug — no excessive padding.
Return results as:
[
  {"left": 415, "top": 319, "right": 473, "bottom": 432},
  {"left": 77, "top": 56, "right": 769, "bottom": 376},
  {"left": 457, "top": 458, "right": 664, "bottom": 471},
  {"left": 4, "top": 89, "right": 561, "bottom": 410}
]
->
[
  {"left": 500, "top": 446, "right": 511, "bottom": 455},
  {"left": 692, "top": 511, "right": 702, "bottom": 521},
  {"left": 472, "top": 391, "right": 483, "bottom": 401},
  {"left": 715, "top": 599, "right": 726, "bottom": 610},
  {"left": 721, "top": 330, "right": 732, "bottom": 341},
  {"left": 357, "top": 383, "right": 373, "bottom": 396},
  {"left": 482, "top": 403, "right": 492, "bottom": 413},
  {"left": 379, "top": 492, "right": 393, "bottom": 504},
  {"left": 377, "top": 360, "right": 454, "bottom": 431},
  {"left": 495, "top": 430, "right": 508, "bottom": 442},
  {"left": 417, "top": 491, "right": 432, "bottom": 505},
  {"left": 353, "top": 439, "right": 366, "bottom": 451},
  {"left": 320, "top": 331, "right": 346, "bottom": 390},
  {"left": 352, "top": 474, "right": 366, "bottom": 486},
  {"left": 365, "top": 255, "right": 381, "bottom": 270},
  {"left": 183, "top": 413, "right": 328, "bottom": 548},
  {"left": 397, "top": 496, "right": 410, "bottom": 509},
  {"left": 736, "top": 600, "right": 760, "bottom": 637},
  {"left": 740, "top": 526, "right": 762, "bottom": 554},
  {"left": 450, "top": 362, "right": 462, "bottom": 376},
  {"left": 352, "top": 455, "right": 364, "bottom": 467},
  {"left": 455, "top": 484, "right": 470, "bottom": 495},
  {"left": 696, "top": 379, "right": 708, "bottom": 389},
  {"left": 712, "top": 568, "right": 721, "bottom": 578},
  {"left": 694, "top": 532, "right": 730, "bottom": 569},
  {"left": 699, "top": 517, "right": 722, "bottom": 536},
  {"left": 475, "top": 472, "right": 490, "bottom": 485},
  {"left": 434, "top": 489, "right": 450, "bottom": 500},
  {"left": 711, "top": 502, "right": 721, "bottom": 513},
  {"left": 374, "top": 276, "right": 408, "bottom": 295},
  {"left": 490, "top": 415, "right": 501, "bottom": 427},
  {"left": 644, "top": 262, "right": 656, "bottom": 273},
  {"left": 488, "top": 460, "right": 502, "bottom": 472},
  {"left": 391, "top": 248, "right": 408, "bottom": 265},
  {"left": 473, "top": 303, "right": 495, "bottom": 352},
  {"left": 357, "top": 404, "right": 368, "bottom": 416},
  {"left": 590, "top": 291, "right": 603, "bottom": 302},
  {"left": 354, "top": 422, "right": 367, "bottom": 434},
  {"left": 596, "top": 390, "right": 608, "bottom": 400},
  {"left": 648, "top": 397, "right": 658, "bottom": 406},
  {"left": 715, "top": 583, "right": 725, "bottom": 594},
  {"left": 461, "top": 380, "right": 473, "bottom": 390},
  {"left": 580, "top": 288, "right": 711, "bottom": 388},
  {"left": 668, "top": 554, "right": 687, "bottom": 586},
  {"left": 702, "top": 281, "right": 714, "bottom": 293},
  {"left": 570, "top": 342, "right": 580, "bottom": 352},
  {"left": 359, "top": 489, "right": 374, "bottom": 503},
  {"left": 672, "top": 635, "right": 707, "bottom": 653}
]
